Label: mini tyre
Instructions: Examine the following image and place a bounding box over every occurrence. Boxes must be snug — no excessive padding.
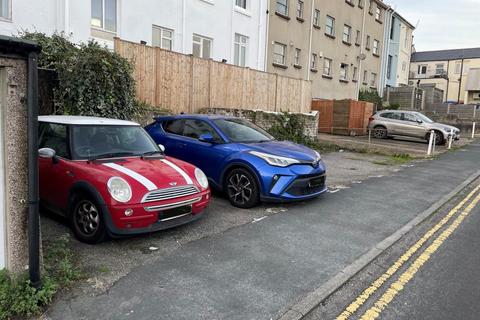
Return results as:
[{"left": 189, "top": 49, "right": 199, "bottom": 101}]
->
[
  {"left": 225, "top": 168, "right": 260, "bottom": 209},
  {"left": 427, "top": 130, "right": 445, "bottom": 146},
  {"left": 70, "top": 193, "right": 108, "bottom": 244}
]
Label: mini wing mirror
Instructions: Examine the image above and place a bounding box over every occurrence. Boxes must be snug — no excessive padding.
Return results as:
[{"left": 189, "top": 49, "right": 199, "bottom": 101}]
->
[
  {"left": 199, "top": 133, "right": 215, "bottom": 143},
  {"left": 38, "top": 148, "right": 58, "bottom": 163},
  {"left": 158, "top": 144, "right": 166, "bottom": 152},
  {"left": 417, "top": 119, "right": 423, "bottom": 124}
]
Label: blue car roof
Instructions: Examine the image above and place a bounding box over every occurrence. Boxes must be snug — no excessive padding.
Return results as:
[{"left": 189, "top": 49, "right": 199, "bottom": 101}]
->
[{"left": 154, "top": 114, "right": 235, "bottom": 121}]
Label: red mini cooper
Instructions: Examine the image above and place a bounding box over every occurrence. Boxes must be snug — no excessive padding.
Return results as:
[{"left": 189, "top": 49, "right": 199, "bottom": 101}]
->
[{"left": 38, "top": 116, "right": 211, "bottom": 243}]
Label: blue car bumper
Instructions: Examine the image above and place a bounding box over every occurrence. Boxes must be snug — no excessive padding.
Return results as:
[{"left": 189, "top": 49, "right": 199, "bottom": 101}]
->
[{"left": 241, "top": 157, "right": 327, "bottom": 202}]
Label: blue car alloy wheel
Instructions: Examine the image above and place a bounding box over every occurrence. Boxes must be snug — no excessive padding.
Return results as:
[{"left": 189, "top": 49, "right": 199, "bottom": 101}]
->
[{"left": 145, "top": 115, "right": 327, "bottom": 208}]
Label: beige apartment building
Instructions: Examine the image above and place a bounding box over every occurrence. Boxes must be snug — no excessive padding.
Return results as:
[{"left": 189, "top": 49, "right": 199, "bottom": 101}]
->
[
  {"left": 266, "top": 0, "right": 388, "bottom": 100},
  {"left": 410, "top": 48, "right": 480, "bottom": 104}
]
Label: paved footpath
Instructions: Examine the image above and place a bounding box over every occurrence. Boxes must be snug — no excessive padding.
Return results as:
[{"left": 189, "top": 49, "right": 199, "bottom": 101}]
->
[{"left": 46, "top": 142, "right": 480, "bottom": 320}]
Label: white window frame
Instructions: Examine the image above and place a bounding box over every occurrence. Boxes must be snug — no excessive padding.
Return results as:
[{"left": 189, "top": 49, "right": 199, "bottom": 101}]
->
[
  {"left": 313, "top": 9, "right": 320, "bottom": 27},
  {"left": 276, "top": 0, "right": 288, "bottom": 16},
  {"left": 311, "top": 53, "right": 317, "bottom": 70},
  {"left": 91, "top": 0, "right": 117, "bottom": 33},
  {"left": 455, "top": 62, "right": 462, "bottom": 74},
  {"left": 152, "top": 25, "right": 174, "bottom": 50},
  {"left": 353, "top": 66, "right": 358, "bottom": 81},
  {"left": 363, "top": 70, "right": 368, "bottom": 83},
  {"left": 234, "top": 33, "right": 248, "bottom": 67},
  {"left": 375, "top": 6, "right": 382, "bottom": 21},
  {"left": 326, "top": 16, "right": 335, "bottom": 36},
  {"left": 373, "top": 39, "right": 380, "bottom": 55},
  {"left": 366, "top": 35, "right": 371, "bottom": 49},
  {"left": 0, "top": 0, "right": 11, "bottom": 20},
  {"left": 370, "top": 72, "right": 377, "bottom": 87},
  {"left": 192, "top": 34, "right": 213, "bottom": 59},
  {"left": 235, "top": 0, "right": 247, "bottom": 10},
  {"left": 418, "top": 64, "right": 427, "bottom": 75},
  {"left": 294, "top": 48, "right": 301, "bottom": 66},
  {"left": 343, "top": 25, "right": 351, "bottom": 43},
  {"left": 340, "top": 63, "right": 349, "bottom": 81},
  {"left": 273, "top": 42, "right": 287, "bottom": 66},
  {"left": 435, "top": 63, "right": 445, "bottom": 75},
  {"left": 297, "top": 0, "right": 304, "bottom": 19},
  {"left": 323, "top": 58, "right": 332, "bottom": 76},
  {"left": 387, "top": 55, "right": 392, "bottom": 79},
  {"left": 355, "top": 30, "right": 361, "bottom": 45}
]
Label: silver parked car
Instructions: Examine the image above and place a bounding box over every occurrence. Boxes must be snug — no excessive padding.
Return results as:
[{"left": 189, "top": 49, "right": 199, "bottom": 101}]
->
[{"left": 368, "top": 110, "right": 460, "bottom": 145}]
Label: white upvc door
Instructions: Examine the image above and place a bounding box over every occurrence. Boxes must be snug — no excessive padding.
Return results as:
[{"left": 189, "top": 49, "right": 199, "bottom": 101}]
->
[{"left": 0, "top": 68, "right": 6, "bottom": 269}]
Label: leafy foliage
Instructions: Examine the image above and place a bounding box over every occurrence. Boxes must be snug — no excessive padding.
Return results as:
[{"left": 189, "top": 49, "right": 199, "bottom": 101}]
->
[
  {"left": 0, "top": 235, "right": 80, "bottom": 319},
  {"left": 268, "top": 112, "right": 313, "bottom": 146},
  {"left": 359, "top": 88, "right": 383, "bottom": 110},
  {"left": 20, "top": 32, "right": 138, "bottom": 119}
]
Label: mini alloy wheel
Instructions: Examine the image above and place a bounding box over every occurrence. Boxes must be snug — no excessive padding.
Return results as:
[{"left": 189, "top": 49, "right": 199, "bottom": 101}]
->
[
  {"left": 373, "top": 126, "right": 387, "bottom": 139},
  {"left": 71, "top": 195, "right": 107, "bottom": 244},
  {"left": 226, "top": 168, "right": 260, "bottom": 208}
]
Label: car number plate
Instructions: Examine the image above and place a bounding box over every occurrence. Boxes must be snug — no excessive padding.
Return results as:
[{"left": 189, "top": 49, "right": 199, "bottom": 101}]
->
[{"left": 309, "top": 176, "right": 325, "bottom": 188}]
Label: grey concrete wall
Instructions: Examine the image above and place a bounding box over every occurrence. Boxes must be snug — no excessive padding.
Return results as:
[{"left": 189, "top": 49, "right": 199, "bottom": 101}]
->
[
  {"left": 384, "top": 86, "right": 424, "bottom": 110},
  {"left": 0, "top": 57, "right": 29, "bottom": 273}
]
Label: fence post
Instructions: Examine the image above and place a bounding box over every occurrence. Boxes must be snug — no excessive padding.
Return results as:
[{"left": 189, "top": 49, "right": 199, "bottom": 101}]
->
[
  {"left": 448, "top": 129, "right": 453, "bottom": 149},
  {"left": 472, "top": 122, "right": 476, "bottom": 139},
  {"left": 427, "top": 130, "right": 435, "bottom": 156}
]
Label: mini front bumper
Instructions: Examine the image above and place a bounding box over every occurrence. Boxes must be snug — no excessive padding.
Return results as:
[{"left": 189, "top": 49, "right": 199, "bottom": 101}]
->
[{"left": 104, "top": 189, "right": 210, "bottom": 236}]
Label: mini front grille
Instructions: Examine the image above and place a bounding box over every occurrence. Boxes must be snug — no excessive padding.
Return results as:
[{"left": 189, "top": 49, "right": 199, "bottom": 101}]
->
[{"left": 142, "top": 185, "right": 199, "bottom": 203}]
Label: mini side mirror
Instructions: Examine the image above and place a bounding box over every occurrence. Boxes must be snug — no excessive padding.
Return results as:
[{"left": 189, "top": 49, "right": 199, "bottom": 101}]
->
[
  {"left": 158, "top": 144, "right": 166, "bottom": 152},
  {"left": 38, "top": 148, "right": 58, "bottom": 164},
  {"left": 199, "top": 133, "right": 215, "bottom": 144},
  {"left": 417, "top": 119, "right": 423, "bottom": 124}
]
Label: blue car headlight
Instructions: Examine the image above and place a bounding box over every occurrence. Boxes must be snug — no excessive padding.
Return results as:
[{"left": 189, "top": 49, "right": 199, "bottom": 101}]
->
[
  {"left": 249, "top": 151, "right": 300, "bottom": 167},
  {"left": 313, "top": 150, "right": 322, "bottom": 161}
]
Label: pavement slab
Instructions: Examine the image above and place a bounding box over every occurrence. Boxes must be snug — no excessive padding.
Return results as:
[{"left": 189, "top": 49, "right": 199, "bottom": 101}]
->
[{"left": 45, "top": 142, "right": 480, "bottom": 320}]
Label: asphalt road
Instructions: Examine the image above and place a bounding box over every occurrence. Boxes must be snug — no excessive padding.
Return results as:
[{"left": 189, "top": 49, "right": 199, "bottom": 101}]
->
[
  {"left": 305, "top": 176, "right": 480, "bottom": 320},
  {"left": 45, "top": 142, "right": 480, "bottom": 320}
]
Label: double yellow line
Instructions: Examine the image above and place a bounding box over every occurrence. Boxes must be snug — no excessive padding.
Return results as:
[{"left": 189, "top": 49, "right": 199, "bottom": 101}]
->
[{"left": 337, "top": 184, "right": 480, "bottom": 320}]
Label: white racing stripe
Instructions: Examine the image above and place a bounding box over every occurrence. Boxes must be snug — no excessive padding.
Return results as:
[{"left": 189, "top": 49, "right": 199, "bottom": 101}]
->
[
  {"left": 161, "top": 159, "right": 194, "bottom": 184},
  {"left": 103, "top": 163, "right": 157, "bottom": 191}
]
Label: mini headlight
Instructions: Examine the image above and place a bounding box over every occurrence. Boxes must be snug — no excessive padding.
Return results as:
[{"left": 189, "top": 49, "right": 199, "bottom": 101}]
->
[
  {"left": 107, "top": 177, "right": 132, "bottom": 203},
  {"left": 249, "top": 151, "right": 300, "bottom": 167},
  {"left": 314, "top": 150, "right": 322, "bottom": 161},
  {"left": 195, "top": 168, "right": 209, "bottom": 189}
]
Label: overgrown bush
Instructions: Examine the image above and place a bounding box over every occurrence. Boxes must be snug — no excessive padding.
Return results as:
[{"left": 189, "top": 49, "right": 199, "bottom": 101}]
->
[
  {"left": 0, "top": 235, "right": 80, "bottom": 319},
  {"left": 268, "top": 112, "right": 314, "bottom": 146},
  {"left": 359, "top": 88, "right": 383, "bottom": 110},
  {"left": 21, "top": 32, "right": 138, "bottom": 119}
]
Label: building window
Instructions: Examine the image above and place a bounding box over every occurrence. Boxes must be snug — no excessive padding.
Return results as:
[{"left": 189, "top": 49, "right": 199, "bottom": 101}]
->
[
  {"left": 323, "top": 58, "right": 332, "bottom": 76},
  {"left": 455, "top": 62, "right": 462, "bottom": 74},
  {"left": 193, "top": 34, "right": 212, "bottom": 59},
  {"left": 326, "top": 16, "right": 335, "bottom": 36},
  {"left": 343, "top": 25, "right": 351, "bottom": 43},
  {"left": 402, "top": 61, "right": 407, "bottom": 71},
  {"left": 370, "top": 72, "right": 377, "bottom": 86},
  {"left": 152, "top": 26, "right": 173, "bottom": 50},
  {"left": 273, "top": 42, "right": 287, "bottom": 65},
  {"left": 313, "top": 9, "right": 320, "bottom": 27},
  {"left": 235, "top": 0, "right": 247, "bottom": 9},
  {"left": 311, "top": 53, "right": 317, "bottom": 70},
  {"left": 297, "top": 0, "right": 304, "bottom": 19},
  {"left": 375, "top": 6, "right": 382, "bottom": 21},
  {"left": 404, "top": 31, "right": 409, "bottom": 48},
  {"left": 340, "top": 63, "right": 349, "bottom": 81},
  {"left": 418, "top": 64, "right": 427, "bottom": 75},
  {"left": 353, "top": 66, "right": 358, "bottom": 81},
  {"left": 91, "top": 0, "right": 117, "bottom": 32},
  {"left": 390, "top": 17, "right": 395, "bottom": 40},
  {"left": 387, "top": 55, "right": 392, "bottom": 79},
  {"left": 355, "top": 30, "right": 361, "bottom": 45},
  {"left": 366, "top": 35, "right": 371, "bottom": 50},
  {"left": 363, "top": 70, "right": 368, "bottom": 83},
  {"left": 0, "top": 0, "right": 10, "bottom": 19},
  {"left": 294, "top": 48, "right": 301, "bottom": 66},
  {"left": 368, "top": 0, "right": 373, "bottom": 14},
  {"left": 276, "top": 0, "right": 288, "bottom": 16},
  {"left": 373, "top": 39, "right": 380, "bottom": 55},
  {"left": 435, "top": 63, "right": 445, "bottom": 75},
  {"left": 234, "top": 33, "right": 248, "bottom": 67}
]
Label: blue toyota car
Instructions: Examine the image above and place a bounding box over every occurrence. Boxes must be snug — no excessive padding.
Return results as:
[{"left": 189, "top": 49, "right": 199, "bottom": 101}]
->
[{"left": 145, "top": 115, "right": 327, "bottom": 208}]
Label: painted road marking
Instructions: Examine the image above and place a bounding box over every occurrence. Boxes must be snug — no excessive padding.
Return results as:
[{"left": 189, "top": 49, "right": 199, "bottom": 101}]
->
[
  {"left": 336, "top": 184, "right": 480, "bottom": 320},
  {"left": 359, "top": 191, "right": 480, "bottom": 320}
]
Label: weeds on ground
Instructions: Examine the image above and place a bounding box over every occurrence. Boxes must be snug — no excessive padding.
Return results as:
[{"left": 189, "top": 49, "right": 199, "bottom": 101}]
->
[
  {"left": 0, "top": 235, "right": 81, "bottom": 320},
  {"left": 372, "top": 153, "right": 414, "bottom": 166}
]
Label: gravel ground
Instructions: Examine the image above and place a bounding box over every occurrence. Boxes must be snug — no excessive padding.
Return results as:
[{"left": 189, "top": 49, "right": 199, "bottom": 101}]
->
[{"left": 40, "top": 150, "right": 411, "bottom": 299}]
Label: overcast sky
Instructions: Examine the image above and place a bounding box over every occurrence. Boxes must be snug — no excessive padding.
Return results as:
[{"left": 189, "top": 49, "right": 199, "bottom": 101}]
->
[{"left": 394, "top": 0, "right": 480, "bottom": 52}]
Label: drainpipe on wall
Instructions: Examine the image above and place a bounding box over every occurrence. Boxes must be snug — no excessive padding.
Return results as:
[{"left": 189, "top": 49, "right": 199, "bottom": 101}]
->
[
  {"left": 356, "top": 0, "right": 368, "bottom": 100},
  {"left": 306, "top": 0, "right": 315, "bottom": 81},
  {"left": 457, "top": 51, "right": 465, "bottom": 103},
  {"left": 64, "top": 0, "right": 69, "bottom": 34},
  {"left": 27, "top": 51, "right": 41, "bottom": 289},
  {"left": 263, "top": 0, "right": 270, "bottom": 71},
  {"left": 182, "top": 0, "right": 186, "bottom": 53},
  {"left": 257, "top": 0, "right": 264, "bottom": 70}
]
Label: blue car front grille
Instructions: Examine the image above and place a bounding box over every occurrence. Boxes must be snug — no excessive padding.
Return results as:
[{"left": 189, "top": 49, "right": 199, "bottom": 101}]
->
[
  {"left": 142, "top": 185, "right": 199, "bottom": 203},
  {"left": 285, "top": 174, "right": 326, "bottom": 196}
]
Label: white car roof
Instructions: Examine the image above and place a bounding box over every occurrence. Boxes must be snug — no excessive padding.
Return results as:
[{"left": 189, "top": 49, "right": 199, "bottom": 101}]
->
[{"left": 38, "top": 115, "right": 139, "bottom": 126}]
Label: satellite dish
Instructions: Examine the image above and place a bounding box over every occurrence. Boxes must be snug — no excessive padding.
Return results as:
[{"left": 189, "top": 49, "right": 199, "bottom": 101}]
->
[{"left": 358, "top": 53, "right": 367, "bottom": 61}]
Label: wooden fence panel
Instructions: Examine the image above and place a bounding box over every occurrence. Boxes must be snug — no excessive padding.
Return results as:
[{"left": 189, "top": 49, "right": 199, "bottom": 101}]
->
[{"left": 114, "top": 38, "right": 311, "bottom": 114}]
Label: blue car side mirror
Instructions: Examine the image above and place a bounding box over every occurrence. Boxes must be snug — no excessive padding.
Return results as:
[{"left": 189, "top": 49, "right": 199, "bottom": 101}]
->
[{"left": 199, "top": 133, "right": 215, "bottom": 144}]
